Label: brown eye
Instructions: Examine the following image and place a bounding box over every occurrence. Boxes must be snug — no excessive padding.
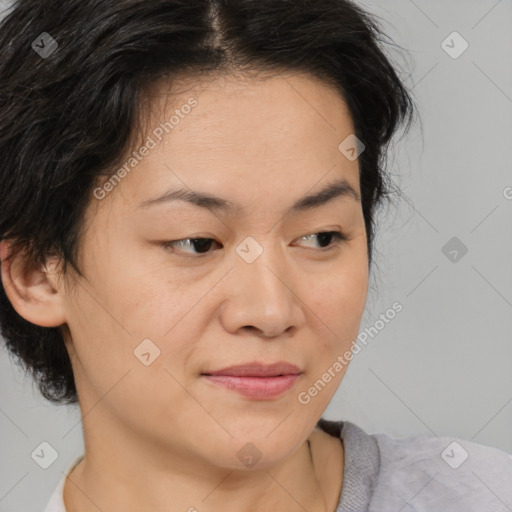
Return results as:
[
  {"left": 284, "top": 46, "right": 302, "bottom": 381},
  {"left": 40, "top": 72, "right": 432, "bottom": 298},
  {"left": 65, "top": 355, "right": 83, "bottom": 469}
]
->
[
  {"left": 297, "top": 231, "right": 346, "bottom": 250},
  {"left": 161, "top": 238, "right": 222, "bottom": 257}
]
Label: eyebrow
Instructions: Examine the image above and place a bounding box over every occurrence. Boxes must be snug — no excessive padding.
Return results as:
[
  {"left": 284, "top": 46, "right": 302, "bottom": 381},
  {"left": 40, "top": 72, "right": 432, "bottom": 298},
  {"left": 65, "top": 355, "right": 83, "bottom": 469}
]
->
[{"left": 137, "top": 178, "right": 360, "bottom": 215}]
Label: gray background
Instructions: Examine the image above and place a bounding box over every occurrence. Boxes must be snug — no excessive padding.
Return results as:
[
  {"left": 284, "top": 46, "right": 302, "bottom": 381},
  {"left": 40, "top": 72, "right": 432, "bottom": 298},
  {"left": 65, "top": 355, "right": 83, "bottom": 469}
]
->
[{"left": 1, "top": 1, "right": 511, "bottom": 511}]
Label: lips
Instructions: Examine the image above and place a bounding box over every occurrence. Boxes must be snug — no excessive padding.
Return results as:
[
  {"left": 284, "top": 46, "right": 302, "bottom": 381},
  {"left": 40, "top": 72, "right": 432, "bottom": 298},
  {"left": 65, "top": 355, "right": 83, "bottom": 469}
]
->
[
  {"left": 201, "top": 361, "right": 303, "bottom": 399},
  {"left": 202, "top": 361, "right": 302, "bottom": 377}
]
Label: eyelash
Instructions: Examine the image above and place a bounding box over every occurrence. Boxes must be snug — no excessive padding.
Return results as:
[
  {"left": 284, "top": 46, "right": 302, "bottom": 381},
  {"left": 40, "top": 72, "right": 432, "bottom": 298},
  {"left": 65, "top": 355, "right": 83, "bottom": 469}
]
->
[{"left": 160, "top": 231, "right": 347, "bottom": 259}]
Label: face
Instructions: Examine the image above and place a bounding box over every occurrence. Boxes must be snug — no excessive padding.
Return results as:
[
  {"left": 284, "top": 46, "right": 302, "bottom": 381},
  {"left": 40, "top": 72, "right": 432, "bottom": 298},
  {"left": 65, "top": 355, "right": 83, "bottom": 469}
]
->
[{"left": 56, "top": 71, "right": 369, "bottom": 469}]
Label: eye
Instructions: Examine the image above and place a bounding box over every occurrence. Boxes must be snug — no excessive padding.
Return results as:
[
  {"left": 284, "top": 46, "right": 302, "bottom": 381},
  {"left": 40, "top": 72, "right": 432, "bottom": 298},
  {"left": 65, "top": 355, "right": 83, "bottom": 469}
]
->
[
  {"left": 160, "top": 237, "right": 221, "bottom": 258},
  {"left": 160, "top": 231, "right": 347, "bottom": 258},
  {"left": 295, "top": 231, "right": 347, "bottom": 250}
]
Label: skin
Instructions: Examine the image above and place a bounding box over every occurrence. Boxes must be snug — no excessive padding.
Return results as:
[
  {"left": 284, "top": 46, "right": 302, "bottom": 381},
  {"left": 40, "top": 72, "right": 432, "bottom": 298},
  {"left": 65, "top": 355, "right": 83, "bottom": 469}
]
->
[{"left": 0, "top": 70, "right": 369, "bottom": 512}]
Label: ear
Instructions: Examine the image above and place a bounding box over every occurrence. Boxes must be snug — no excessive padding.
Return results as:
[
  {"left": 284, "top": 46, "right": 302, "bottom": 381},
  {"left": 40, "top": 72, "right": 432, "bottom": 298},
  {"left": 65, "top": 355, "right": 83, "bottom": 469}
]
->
[{"left": 0, "top": 239, "right": 67, "bottom": 327}]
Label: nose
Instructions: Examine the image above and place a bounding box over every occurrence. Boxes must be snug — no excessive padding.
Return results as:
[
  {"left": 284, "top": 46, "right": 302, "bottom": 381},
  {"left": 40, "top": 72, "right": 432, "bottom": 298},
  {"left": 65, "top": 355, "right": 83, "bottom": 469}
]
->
[{"left": 219, "top": 239, "right": 305, "bottom": 339}]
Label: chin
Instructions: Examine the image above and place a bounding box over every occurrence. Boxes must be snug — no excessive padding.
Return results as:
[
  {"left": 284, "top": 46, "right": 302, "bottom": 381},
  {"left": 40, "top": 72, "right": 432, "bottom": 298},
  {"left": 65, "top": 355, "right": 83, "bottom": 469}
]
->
[{"left": 210, "top": 441, "right": 295, "bottom": 472}]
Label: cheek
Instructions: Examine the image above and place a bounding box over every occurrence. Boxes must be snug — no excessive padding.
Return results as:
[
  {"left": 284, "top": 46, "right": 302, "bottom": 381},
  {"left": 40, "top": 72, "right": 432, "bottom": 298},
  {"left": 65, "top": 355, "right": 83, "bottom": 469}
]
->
[
  {"left": 60, "top": 271, "right": 175, "bottom": 400},
  {"left": 296, "top": 262, "right": 367, "bottom": 412},
  {"left": 307, "top": 259, "right": 368, "bottom": 341},
  {"left": 75, "top": 249, "right": 194, "bottom": 340},
  {"left": 63, "top": 286, "right": 195, "bottom": 428}
]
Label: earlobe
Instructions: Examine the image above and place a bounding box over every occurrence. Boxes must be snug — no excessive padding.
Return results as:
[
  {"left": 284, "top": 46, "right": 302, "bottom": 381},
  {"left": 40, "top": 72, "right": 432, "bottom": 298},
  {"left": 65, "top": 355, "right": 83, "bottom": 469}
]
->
[{"left": 0, "top": 239, "right": 67, "bottom": 327}]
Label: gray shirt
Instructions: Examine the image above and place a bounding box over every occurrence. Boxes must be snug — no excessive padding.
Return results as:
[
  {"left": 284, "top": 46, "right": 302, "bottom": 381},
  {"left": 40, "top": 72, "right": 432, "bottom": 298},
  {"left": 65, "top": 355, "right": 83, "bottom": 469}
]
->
[
  {"left": 43, "top": 418, "right": 512, "bottom": 512},
  {"left": 318, "top": 418, "right": 512, "bottom": 511}
]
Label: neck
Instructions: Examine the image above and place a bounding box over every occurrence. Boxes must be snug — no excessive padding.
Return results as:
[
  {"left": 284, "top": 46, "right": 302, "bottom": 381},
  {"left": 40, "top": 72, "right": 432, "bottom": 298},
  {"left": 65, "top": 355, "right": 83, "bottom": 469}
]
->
[{"left": 63, "top": 423, "right": 342, "bottom": 512}]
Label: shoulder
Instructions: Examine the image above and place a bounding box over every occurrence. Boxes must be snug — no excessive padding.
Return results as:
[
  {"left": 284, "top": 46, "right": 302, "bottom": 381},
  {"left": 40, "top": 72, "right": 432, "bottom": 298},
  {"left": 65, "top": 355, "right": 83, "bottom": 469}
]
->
[
  {"left": 313, "top": 418, "right": 512, "bottom": 511},
  {"left": 370, "top": 428, "right": 512, "bottom": 511}
]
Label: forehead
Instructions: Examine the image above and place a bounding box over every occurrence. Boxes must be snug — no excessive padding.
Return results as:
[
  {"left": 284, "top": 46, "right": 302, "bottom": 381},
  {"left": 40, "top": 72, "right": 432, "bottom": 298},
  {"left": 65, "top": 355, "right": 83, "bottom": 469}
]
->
[
  {"left": 106, "top": 70, "right": 360, "bottom": 214},
  {"left": 143, "top": 68, "right": 353, "bottom": 131},
  {"left": 138, "top": 69, "right": 356, "bottom": 152}
]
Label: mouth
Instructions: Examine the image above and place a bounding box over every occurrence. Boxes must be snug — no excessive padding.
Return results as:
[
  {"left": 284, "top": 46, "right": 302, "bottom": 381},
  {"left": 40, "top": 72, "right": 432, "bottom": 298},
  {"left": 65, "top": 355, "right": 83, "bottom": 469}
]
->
[
  {"left": 202, "top": 361, "right": 302, "bottom": 378},
  {"left": 201, "top": 361, "right": 302, "bottom": 400}
]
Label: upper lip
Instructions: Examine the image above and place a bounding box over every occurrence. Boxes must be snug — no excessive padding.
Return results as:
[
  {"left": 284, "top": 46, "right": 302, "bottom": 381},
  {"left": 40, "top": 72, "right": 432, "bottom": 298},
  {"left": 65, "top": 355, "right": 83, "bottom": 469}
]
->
[{"left": 202, "top": 361, "right": 302, "bottom": 377}]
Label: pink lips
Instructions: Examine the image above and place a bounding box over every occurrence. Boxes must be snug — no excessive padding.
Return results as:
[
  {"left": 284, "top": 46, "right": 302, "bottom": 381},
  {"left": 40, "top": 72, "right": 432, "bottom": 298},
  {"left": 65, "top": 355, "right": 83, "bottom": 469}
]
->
[{"left": 202, "top": 361, "right": 302, "bottom": 400}]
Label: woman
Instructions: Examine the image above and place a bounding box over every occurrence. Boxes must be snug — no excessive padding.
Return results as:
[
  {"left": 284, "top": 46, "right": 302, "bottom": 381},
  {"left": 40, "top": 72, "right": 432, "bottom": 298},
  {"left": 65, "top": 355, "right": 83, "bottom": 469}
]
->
[{"left": 0, "top": 1, "right": 510, "bottom": 511}]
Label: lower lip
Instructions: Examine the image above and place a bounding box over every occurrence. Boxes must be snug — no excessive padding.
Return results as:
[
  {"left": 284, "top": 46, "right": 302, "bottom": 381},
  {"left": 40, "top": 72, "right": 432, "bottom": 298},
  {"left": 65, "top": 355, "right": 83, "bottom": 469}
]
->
[{"left": 202, "top": 374, "right": 301, "bottom": 399}]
